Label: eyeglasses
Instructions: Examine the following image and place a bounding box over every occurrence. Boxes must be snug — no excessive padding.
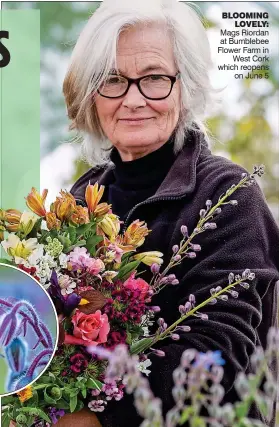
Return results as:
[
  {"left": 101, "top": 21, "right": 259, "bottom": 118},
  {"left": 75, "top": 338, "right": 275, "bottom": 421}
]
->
[{"left": 97, "top": 72, "right": 181, "bottom": 100}]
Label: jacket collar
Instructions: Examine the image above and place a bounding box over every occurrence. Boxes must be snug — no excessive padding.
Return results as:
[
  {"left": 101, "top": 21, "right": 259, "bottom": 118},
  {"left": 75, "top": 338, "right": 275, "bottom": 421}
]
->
[{"left": 96, "top": 129, "right": 209, "bottom": 200}]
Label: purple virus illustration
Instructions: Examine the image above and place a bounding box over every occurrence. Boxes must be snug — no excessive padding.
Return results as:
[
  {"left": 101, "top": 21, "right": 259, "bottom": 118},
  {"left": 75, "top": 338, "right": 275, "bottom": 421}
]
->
[{"left": 0, "top": 297, "right": 54, "bottom": 393}]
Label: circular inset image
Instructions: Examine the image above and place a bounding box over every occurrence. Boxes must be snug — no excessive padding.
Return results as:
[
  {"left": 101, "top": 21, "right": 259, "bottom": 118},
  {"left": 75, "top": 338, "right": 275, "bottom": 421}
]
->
[{"left": 0, "top": 263, "right": 58, "bottom": 395}]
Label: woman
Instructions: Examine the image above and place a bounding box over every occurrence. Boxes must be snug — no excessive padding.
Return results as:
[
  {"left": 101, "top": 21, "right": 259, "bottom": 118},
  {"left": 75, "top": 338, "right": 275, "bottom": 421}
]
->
[{"left": 59, "top": 0, "right": 279, "bottom": 426}]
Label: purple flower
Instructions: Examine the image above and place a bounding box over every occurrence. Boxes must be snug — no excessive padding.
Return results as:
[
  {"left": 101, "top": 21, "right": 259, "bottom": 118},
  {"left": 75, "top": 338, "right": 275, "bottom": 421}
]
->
[
  {"left": 48, "top": 408, "right": 65, "bottom": 424},
  {"left": 49, "top": 270, "right": 81, "bottom": 316}
]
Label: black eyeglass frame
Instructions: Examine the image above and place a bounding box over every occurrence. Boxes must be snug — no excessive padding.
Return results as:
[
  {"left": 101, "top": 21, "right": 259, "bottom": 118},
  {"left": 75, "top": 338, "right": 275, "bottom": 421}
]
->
[{"left": 97, "top": 72, "right": 181, "bottom": 100}]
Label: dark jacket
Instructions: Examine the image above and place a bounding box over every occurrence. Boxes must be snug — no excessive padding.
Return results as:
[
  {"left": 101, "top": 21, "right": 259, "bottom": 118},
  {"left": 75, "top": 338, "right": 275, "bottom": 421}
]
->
[{"left": 71, "top": 130, "right": 279, "bottom": 427}]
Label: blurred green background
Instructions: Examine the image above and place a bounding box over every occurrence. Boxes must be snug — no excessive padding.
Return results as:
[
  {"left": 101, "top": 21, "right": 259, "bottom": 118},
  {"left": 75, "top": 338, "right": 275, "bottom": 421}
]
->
[{"left": 2, "top": 1, "right": 279, "bottom": 222}]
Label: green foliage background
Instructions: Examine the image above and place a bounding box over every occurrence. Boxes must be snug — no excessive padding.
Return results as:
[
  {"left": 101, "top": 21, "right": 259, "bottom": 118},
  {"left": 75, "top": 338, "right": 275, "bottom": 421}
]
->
[{"left": 3, "top": 1, "right": 279, "bottom": 222}]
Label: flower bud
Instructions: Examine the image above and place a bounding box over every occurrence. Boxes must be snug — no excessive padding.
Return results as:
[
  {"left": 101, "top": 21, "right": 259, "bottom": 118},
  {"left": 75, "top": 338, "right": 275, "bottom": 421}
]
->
[
  {"left": 173, "top": 254, "right": 181, "bottom": 262},
  {"left": 184, "top": 301, "right": 192, "bottom": 312},
  {"left": 153, "top": 349, "right": 165, "bottom": 357},
  {"left": 200, "top": 313, "right": 208, "bottom": 320},
  {"left": 157, "top": 318, "right": 165, "bottom": 326},
  {"left": 172, "top": 245, "right": 179, "bottom": 254},
  {"left": 149, "top": 306, "right": 161, "bottom": 313},
  {"left": 16, "top": 414, "right": 28, "bottom": 425},
  {"left": 229, "top": 200, "right": 238, "bottom": 206},
  {"left": 191, "top": 244, "right": 201, "bottom": 252},
  {"left": 206, "top": 200, "right": 212, "bottom": 209},
  {"left": 178, "top": 325, "right": 191, "bottom": 332},
  {"left": 204, "top": 222, "right": 217, "bottom": 230},
  {"left": 180, "top": 225, "right": 188, "bottom": 237},
  {"left": 171, "top": 279, "right": 179, "bottom": 285},
  {"left": 50, "top": 386, "right": 62, "bottom": 399},
  {"left": 240, "top": 282, "right": 250, "bottom": 290},
  {"left": 199, "top": 209, "right": 206, "bottom": 218},
  {"left": 171, "top": 334, "right": 180, "bottom": 341},
  {"left": 186, "top": 252, "right": 196, "bottom": 259},
  {"left": 151, "top": 263, "right": 160, "bottom": 274},
  {"left": 179, "top": 305, "right": 186, "bottom": 315},
  {"left": 189, "top": 294, "right": 196, "bottom": 305}
]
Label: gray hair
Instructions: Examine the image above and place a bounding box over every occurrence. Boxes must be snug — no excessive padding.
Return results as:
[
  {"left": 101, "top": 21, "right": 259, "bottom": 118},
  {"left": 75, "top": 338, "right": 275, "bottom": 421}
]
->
[{"left": 63, "top": 0, "right": 215, "bottom": 166}]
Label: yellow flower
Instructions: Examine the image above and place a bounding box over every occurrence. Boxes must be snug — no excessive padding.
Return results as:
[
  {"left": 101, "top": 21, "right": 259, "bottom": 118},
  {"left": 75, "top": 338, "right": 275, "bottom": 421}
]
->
[
  {"left": 70, "top": 205, "right": 90, "bottom": 226},
  {"left": 1, "top": 234, "right": 37, "bottom": 263},
  {"left": 51, "top": 190, "right": 76, "bottom": 222},
  {"left": 19, "top": 211, "right": 37, "bottom": 235},
  {"left": 99, "top": 213, "right": 121, "bottom": 239},
  {"left": 46, "top": 212, "right": 61, "bottom": 230},
  {"left": 123, "top": 220, "right": 150, "bottom": 248},
  {"left": 133, "top": 251, "right": 164, "bottom": 266},
  {"left": 85, "top": 182, "right": 104, "bottom": 214},
  {"left": 26, "top": 188, "right": 48, "bottom": 217},
  {"left": 17, "top": 386, "right": 33, "bottom": 403}
]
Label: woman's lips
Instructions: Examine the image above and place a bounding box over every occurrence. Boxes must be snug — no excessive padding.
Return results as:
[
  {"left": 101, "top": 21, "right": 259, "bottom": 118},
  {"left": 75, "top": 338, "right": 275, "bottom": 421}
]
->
[{"left": 119, "top": 118, "right": 153, "bottom": 125}]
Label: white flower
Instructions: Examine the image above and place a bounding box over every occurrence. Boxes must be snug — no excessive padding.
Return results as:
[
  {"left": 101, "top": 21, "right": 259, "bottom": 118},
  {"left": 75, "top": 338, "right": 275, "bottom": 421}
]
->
[
  {"left": 26, "top": 244, "right": 44, "bottom": 266},
  {"left": 58, "top": 252, "right": 68, "bottom": 268},
  {"left": 58, "top": 274, "right": 76, "bottom": 295},
  {"left": 136, "top": 359, "right": 152, "bottom": 376},
  {"left": 1, "top": 234, "right": 38, "bottom": 264}
]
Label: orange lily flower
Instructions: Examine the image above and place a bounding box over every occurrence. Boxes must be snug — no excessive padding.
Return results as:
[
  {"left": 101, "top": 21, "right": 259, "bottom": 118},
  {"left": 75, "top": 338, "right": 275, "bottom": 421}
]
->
[
  {"left": 26, "top": 188, "right": 48, "bottom": 217},
  {"left": 85, "top": 182, "right": 105, "bottom": 214}
]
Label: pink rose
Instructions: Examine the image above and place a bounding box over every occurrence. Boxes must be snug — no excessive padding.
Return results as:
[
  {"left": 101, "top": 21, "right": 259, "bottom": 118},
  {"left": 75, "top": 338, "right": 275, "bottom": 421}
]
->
[
  {"left": 64, "top": 310, "right": 110, "bottom": 347},
  {"left": 123, "top": 273, "right": 151, "bottom": 300},
  {"left": 86, "top": 258, "right": 105, "bottom": 275}
]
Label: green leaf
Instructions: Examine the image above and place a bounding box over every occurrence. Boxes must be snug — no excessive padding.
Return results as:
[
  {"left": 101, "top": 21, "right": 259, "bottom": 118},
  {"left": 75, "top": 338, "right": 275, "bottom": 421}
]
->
[
  {"left": 86, "top": 378, "right": 103, "bottom": 390},
  {"left": 33, "top": 409, "right": 52, "bottom": 423},
  {"left": 130, "top": 337, "right": 154, "bottom": 355},
  {"left": 115, "top": 259, "right": 142, "bottom": 281},
  {"left": 1, "top": 396, "right": 16, "bottom": 405},
  {"left": 70, "top": 394, "right": 78, "bottom": 413},
  {"left": 68, "top": 226, "right": 77, "bottom": 243},
  {"left": 81, "top": 387, "right": 87, "bottom": 399},
  {"left": 20, "top": 408, "right": 51, "bottom": 423},
  {"left": 54, "top": 398, "right": 70, "bottom": 410},
  {"left": 86, "top": 235, "right": 103, "bottom": 256},
  {"left": 43, "top": 386, "right": 57, "bottom": 405},
  {"left": 76, "top": 223, "right": 95, "bottom": 237},
  {"left": 0, "top": 258, "right": 14, "bottom": 265},
  {"left": 1, "top": 411, "right": 11, "bottom": 427}
]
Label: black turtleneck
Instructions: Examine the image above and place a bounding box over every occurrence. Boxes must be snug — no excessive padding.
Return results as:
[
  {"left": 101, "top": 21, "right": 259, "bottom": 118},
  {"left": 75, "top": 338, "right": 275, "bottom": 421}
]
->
[{"left": 108, "top": 139, "right": 176, "bottom": 219}]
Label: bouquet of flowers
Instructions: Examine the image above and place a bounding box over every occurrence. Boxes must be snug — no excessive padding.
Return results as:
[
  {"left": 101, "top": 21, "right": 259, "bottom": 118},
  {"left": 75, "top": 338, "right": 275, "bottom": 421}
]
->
[{"left": 0, "top": 166, "right": 265, "bottom": 427}]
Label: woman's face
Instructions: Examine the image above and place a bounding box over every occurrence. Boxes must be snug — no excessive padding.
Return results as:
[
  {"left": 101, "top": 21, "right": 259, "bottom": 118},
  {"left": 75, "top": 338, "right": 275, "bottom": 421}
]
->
[{"left": 95, "top": 24, "right": 181, "bottom": 161}]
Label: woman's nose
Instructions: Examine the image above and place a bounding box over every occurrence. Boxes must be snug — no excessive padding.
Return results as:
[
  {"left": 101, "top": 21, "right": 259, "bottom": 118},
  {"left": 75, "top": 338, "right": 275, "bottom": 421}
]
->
[{"left": 122, "top": 83, "right": 147, "bottom": 109}]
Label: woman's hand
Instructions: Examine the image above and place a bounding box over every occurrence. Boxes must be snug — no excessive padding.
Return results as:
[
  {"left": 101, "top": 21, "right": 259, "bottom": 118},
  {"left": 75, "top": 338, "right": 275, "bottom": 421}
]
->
[{"left": 55, "top": 408, "right": 102, "bottom": 427}]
